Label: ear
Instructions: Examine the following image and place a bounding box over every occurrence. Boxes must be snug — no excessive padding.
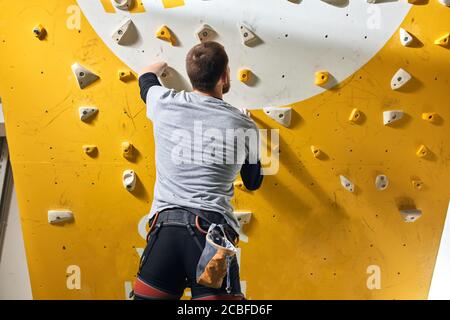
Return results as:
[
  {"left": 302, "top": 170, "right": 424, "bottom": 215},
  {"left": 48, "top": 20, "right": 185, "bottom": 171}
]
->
[{"left": 221, "top": 66, "right": 230, "bottom": 83}]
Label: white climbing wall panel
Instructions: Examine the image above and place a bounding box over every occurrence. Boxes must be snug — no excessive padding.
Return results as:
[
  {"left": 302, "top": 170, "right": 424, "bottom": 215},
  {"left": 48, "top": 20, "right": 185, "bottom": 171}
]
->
[{"left": 77, "top": 0, "right": 411, "bottom": 108}]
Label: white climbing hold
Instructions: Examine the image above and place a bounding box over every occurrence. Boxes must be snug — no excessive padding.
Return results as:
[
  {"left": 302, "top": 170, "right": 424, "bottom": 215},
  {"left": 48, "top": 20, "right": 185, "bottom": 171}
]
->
[
  {"left": 79, "top": 107, "right": 99, "bottom": 122},
  {"left": 48, "top": 210, "right": 74, "bottom": 224},
  {"left": 321, "top": 0, "right": 349, "bottom": 5},
  {"left": 234, "top": 211, "right": 252, "bottom": 243},
  {"left": 123, "top": 170, "right": 136, "bottom": 192},
  {"left": 122, "top": 141, "right": 134, "bottom": 159},
  {"left": 400, "top": 209, "right": 422, "bottom": 223},
  {"left": 263, "top": 107, "right": 292, "bottom": 127},
  {"left": 383, "top": 110, "right": 404, "bottom": 125},
  {"left": 239, "top": 23, "right": 257, "bottom": 46},
  {"left": 391, "top": 68, "right": 411, "bottom": 90},
  {"left": 375, "top": 175, "right": 389, "bottom": 191},
  {"left": 340, "top": 175, "right": 355, "bottom": 193},
  {"left": 71, "top": 63, "right": 99, "bottom": 89},
  {"left": 197, "top": 24, "right": 216, "bottom": 42},
  {"left": 112, "top": 19, "right": 134, "bottom": 45},
  {"left": 113, "top": 0, "right": 132, "bottom": 10},
  {"left": 399, "top": 28, "right": 413, "bottom": 47}
]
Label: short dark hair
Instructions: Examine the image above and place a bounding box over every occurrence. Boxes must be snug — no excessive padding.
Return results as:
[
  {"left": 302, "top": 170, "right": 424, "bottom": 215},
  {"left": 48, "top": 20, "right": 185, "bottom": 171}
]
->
[{"left": 186, "top": 42, "right": 229, "bottom": 92}]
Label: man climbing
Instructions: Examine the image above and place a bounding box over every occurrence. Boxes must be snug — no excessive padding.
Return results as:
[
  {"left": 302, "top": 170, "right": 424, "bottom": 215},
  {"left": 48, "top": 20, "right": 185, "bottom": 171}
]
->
[{"left": 133, "top": 41, "right": 263, "bottom": 300}]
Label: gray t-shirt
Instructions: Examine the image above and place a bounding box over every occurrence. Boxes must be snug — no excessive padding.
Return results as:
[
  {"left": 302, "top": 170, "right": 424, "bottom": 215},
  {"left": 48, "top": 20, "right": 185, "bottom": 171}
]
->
[{"left": 146, "top": 86, "right": 259, "bottom": 234}]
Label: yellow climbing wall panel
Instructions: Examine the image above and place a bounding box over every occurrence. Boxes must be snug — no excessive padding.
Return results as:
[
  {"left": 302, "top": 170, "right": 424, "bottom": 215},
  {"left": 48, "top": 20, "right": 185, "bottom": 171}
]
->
[{"left": 0, "top": 0, "right": 449, "bottom": 299}]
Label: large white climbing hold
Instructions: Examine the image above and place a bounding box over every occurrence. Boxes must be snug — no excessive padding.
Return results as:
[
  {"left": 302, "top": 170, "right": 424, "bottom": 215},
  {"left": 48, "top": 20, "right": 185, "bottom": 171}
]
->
[
  {"left": 399, "top": 28, "right": 413, "bottom": 47},
  {"left": 71, "top": 63, "right": 99, "bottom": 89},
  {"left": 383, "top": 110, "right": 404, "bottom": 125},
  {"left": 234, "top": 211, "right": 252, "bottom": 243},
  {"left": 239, "top": 23, "right": 257, "bottom": 46},
  {"left": 375, "top": 175, "right": 389, "bottom": 191},
  {"left": 439, "top": 0, "right": 450, "bottom": 7},
  {"left": 339, "top": 175, "right": 355, "bottom": 193},
  {"left": 79, "top": 107, "right": 99, "bottom": 122},
  {"left": 391, "top": 68, "right": 411, "bottom": 90},
  {"left": 123, "top": 170, "right": 136, "bottom": 192},
  {"left": 197, "top": 24, "right": 216, "bottom": 42},
  {"left": 400, "top": 209, "right": 422, "bottom": 223},
  {"left": 263, "top": 107, "right": 292, "bottom": 127},
  {"left": 113, "top": 0, "right": 132, "bottom": 10},
  {"left": 112, "top": 19, "right": 134, "bottom": 45},
  {"left": 48, "top": 210, "right": 74, "bottom": 224}
]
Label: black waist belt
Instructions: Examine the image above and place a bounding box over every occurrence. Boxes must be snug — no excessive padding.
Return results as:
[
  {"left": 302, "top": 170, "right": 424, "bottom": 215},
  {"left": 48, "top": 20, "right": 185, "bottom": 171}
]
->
[
  {"left": 151, "top": 207, "right": 238, "bottom": 242},
  {"left": 155, "top": 207, "right": 227, "bottom": 225}
]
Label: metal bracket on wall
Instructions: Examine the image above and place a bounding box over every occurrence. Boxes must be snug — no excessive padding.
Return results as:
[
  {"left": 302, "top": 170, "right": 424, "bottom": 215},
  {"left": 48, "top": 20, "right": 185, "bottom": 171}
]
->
[{"left": 0, "top": 138, "right": 14, "bottom": 261}]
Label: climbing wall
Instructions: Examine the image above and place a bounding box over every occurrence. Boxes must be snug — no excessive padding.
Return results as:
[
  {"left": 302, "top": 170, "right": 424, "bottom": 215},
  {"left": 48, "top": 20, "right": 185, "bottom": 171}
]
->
[{"left": 0, "top": 0, "right": 449, "bottom": 299}]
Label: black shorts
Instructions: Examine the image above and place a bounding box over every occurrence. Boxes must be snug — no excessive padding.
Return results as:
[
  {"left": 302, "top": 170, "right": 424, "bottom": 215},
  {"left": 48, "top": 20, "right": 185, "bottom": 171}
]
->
[{"left": 133, "top": 208, "right": 244, "bottom": 300}]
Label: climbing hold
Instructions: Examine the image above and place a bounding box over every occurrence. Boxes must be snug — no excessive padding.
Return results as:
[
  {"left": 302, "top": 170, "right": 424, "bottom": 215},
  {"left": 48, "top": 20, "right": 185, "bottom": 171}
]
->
[
  {"left": 399, "top": 28, "right": 413, "bottom": 47},
  {"left": 238, "top": 108, "right": 251, "bottom": 118},
  {"left": 71, "top": 63, "right": 99, "bottom": 89},
  {"left": 412, "top": 179, "right": 423, "bottom": 190},
  {"left": 118, "top": 70, "right": 133, "bottom": 82},
  {"left": 310, "top": 146, "right": 322, "bottom": 159},
  {"left": 79, "top": 107, "right": 99, "bottom": 122},
  {"left": 238, "top": 69, "right": 252, "bottom": 83},
  {"left": 339, "top": 175, "right": 354, "bottom": 193},
  {"left": 122, "top": 141, "right": 134, "bottom": 159},
  {"left": 82, "top": 145, "right": 97, "bottom": 156},
  {"left": 123, "top": 170, "right": 136, "bottom": 192},
  {"left": 263, "top": 107, "right": 292, "bottom": 127},
  {"left": 439, "top": 0, "right": 450, "bottom": 7},
  {"left": 391, "top": 68, "right": 411, "bottom": 90},
  {"left": 400, "top": 209, "right": 422, "bottom": 223},
  {"left": 197, "top": 24, "right": 216, "bottom": 42},
  {"left": 383, "top": 110, "right": 404, "bottom": 125},
  {"left": 416, "top": 145, "right": 429, "bottom": 158},
  {"left": 375, "top": 175, "right": 389, "bottom": 191},
  {"left": 33, "top": 24, "right": 46, "bottom": 40},
  {"left": 234, "top": 211, "right": 252, "bottom": 243},
  {"left": 315, "top": 71, "right": 329, "bottom": 86},
  {"left": 48, "top": 210, "right": 74, "bottom": 224},
  {"left": 113, "top": 0, "right": 133, "bottom": 10},
  {"left": 112, "top": 19, "right": 134, "bottom": 45},
  {"left": 156, "top": 25, "right": 175, "bottom": 45},
  {"left": 235, "top": 211, "right": 252, "bottom": 226},
  {"left": 348, "top": 108, "right": 362, "bottom": 123},
  {"left": 434, "top": 33, "right": 449, "bottom": 47},
  {"left": 239, "top": 23, "right": 257, "bottom": 46},
  {"left": 422, "top": 112, "right": 439, "bottom": 123}
]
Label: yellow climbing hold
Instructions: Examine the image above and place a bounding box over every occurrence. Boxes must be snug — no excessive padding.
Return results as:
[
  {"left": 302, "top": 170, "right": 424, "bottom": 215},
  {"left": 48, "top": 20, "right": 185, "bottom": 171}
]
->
[
  {"left": 315, "top": 71, "right": 329, "bottom": 86},
  {"left": 156, "top": 25, "right": 175, "bottom": 45}
]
